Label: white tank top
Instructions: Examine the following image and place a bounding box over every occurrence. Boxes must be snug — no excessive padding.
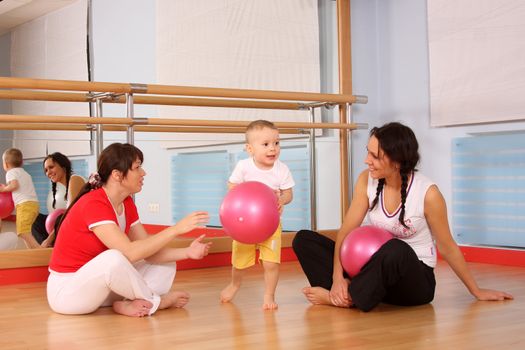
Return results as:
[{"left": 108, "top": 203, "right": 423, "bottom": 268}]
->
[
  {"left": 365, "top": 172, "right": 437, "bottom": 268},
  {"left": 47, "top": 182, "right": 67, "bottom": 212},
  {"left": 46, "top": 175, "right": 85, "bottom": 212}
]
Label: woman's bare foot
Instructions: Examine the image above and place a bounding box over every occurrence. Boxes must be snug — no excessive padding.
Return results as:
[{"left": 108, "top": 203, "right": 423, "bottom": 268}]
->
[
  {"left": 113, "top": 299, "right": 152, "bottom": 317},
  {"left": 262, "top": 293, "right": 278, "bottom": 310},
  {"left": 159, "top": 290, "right": 190, "bottom": 310},
  {"left": 220, "top": 283, "right": 240, "bottom": 303},
  {"left": 302, "top": 287, "right": 352, "bottom": 308}
]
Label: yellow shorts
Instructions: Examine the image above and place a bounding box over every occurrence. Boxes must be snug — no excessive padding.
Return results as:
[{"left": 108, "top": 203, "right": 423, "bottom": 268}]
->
[
  {"left": 231, "top": 224, "right": 282, "bottom": 269},
  {"left": 15, "top": 201, "right": 39, "bottom": 235}
]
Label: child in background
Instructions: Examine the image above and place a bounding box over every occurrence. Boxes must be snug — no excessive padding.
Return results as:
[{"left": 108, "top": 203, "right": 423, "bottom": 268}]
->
[
  {"left": 1, "top": 148, "right": 40, "bottom": 249},
  {"left": 220, "top": 120, "right": 295, "bottom": 310}
]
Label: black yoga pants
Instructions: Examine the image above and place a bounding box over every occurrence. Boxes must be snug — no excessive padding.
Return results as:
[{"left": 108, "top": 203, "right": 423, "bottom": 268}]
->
[{"left": 292, "top": 229, "right": 436, "bottom": 312}]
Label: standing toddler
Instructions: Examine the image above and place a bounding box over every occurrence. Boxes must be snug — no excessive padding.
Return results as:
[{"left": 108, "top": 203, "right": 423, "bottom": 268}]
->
[
  {"left": 1, "top": 148, "right": 40, "bottom": 249},
  {"left": 220, "top": 120, "right": 295, "bottom": 310}
]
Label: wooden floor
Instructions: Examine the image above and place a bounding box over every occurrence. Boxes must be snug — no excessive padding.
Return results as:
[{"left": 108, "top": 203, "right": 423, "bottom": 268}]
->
[{"left": 0, "top": 261, "right": 523, "bottom": 350}]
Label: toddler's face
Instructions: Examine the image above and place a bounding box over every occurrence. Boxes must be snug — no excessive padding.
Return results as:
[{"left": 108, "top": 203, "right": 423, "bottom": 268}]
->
[{"left": 246, "top": 127, "right": 280, "bottom": 170}]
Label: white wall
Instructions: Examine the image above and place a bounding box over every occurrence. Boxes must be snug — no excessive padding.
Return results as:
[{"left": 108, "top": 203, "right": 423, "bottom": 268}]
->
[
  {"left": 90, "top": 0, "right": 171, "bottom": 224},
  {"left": 3, "top": 0, "right": 525, "bottom": 239},
  {"left": 350, "top": 0, "right": 525, "bottom": 240},
  {"left": 0, "top": 33, "right": 13, "bottom": 182}
]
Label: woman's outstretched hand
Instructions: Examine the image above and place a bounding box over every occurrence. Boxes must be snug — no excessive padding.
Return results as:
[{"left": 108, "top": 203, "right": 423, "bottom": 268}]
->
[
  {"left": 175, "top": 211, "right": 210, "bottom": 235},
  {"left": 474, "top": 288, "right": 514, "bottom": 301},
  {"left": 186, "top": 234, "right": 212, "bottom": 260}
]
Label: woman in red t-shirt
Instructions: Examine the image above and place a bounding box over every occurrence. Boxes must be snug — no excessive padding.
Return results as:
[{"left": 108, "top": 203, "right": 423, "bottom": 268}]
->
[{"left": 48, "top": 143, "right": 211, "bottom": 317}]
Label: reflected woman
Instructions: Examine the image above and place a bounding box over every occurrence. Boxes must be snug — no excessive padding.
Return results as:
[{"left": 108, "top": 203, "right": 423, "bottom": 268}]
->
[{"left": 31, "top": 152, "right": 85, "bottom": 247}]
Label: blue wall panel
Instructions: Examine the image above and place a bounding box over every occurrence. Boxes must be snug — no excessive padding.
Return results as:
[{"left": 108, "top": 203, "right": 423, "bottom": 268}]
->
[
  {"left": 171, "top": 144, "right": 311, "bottom": 232},
  {"left": 452, "top": 134, "right": 525, "bottom": 248}
]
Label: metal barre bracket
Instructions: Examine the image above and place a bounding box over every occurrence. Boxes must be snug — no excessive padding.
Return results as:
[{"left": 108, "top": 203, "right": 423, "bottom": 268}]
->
[
  {"left": 130, "top": 83, "right": 148, "bottom": 94},
  {"left": 132, "top": 117, "right": 148, "bottom": 125},
  {"left": 300, "top": 102, "right": 337, "bottom": 109},
  {"left": 88, "top": 92, "right": 123, "bottom": 102},
  {"left": 354, "top": 95, "right": 368, "bottom": 104}
]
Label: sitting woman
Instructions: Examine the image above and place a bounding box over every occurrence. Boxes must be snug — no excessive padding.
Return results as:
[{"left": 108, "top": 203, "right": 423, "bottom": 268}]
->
[
  {"left": 47, "top": 142, "right": 211, "bottom": 317},
  {"left": 31, "top": 152, "right": 85, "bottom": 247},
  {"left": 293, "top": 122, "right": 513, "bottom": 312}
]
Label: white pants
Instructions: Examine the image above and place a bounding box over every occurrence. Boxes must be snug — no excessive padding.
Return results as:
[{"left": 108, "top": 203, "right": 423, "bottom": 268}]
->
[{"left": 47, "top": 249, "right": 176, "bottom": 315}]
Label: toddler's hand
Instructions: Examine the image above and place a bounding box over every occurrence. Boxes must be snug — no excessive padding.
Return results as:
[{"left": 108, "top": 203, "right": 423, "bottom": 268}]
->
[{"left": 274, "top": 189, "right": 284, "bottom": 214}]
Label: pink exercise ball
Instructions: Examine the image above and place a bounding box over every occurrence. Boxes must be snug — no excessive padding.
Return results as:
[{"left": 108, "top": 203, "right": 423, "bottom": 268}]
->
[
  {"left": 0, "top": 191, "right": 14, "bottom": 219},
  {"left": 45, "top": 208, "right": 66, "bottom": 234},
  {"left": 340, "top": 225, "right": 394, "bottom": 277},
  {"left": 219, "top": 181, "right": 280, "bottom": 244}
]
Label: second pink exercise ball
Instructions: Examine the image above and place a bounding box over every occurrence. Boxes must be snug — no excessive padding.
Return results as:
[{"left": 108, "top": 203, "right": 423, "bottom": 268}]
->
[
  {"left": 340, "top": 225, "right": 394, "bottom": 277},
  {"left": 45, "top": 208, "right": 66, "bottom": 234}
]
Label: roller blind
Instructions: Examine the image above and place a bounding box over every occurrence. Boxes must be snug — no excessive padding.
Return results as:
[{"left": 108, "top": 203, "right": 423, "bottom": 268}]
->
[{"left": 428, "top": 0, "right": 525, "bottom": 126}]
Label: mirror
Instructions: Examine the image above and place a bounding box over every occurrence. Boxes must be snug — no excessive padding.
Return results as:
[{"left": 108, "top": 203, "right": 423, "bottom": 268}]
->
[
  {"left": 0, "top": 128, "right": 326, "bottom": 270},
  {"left": 0, "top": 0, "right": 351, "bottom": 271}
]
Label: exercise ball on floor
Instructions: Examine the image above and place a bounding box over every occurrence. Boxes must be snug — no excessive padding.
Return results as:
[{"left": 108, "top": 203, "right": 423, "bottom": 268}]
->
[
  {"left": 45, "top": 208, "right": 66, "bottom": 234},
  {"left": 0, "top": 190, "right": 14, "bottom": 219},
  {"left": 219, "top": 181, "right": 280, "bottom": 244},
  {"left": 0, "top": 231, "right": 18, "bottom": 250},
  {"left": 340, "top": 225, "right": 394, "bottom": 277}
]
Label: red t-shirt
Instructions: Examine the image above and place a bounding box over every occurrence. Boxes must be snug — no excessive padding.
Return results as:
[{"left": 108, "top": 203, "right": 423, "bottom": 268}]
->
[{"left": 49, "top": 188, "right": 139, "bottom": 273}]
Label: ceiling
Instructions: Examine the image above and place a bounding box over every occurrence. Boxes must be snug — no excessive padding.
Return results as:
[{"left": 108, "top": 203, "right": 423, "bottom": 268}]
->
[{"left": 0, "top": 0, "right": 77, "bottom": 36}]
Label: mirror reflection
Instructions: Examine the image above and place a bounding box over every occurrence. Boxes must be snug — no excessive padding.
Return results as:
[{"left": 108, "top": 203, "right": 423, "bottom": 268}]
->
[
  {"left": 0, "top": 132, "right": 319, "bottom": 254},
  {"left": 0, "top": 0, "right": 346, "bottom": 264}
]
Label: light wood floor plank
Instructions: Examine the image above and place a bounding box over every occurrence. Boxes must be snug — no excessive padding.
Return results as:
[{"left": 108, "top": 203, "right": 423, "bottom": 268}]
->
[{"left": 0, "top": 261, "right": 523, "bottom": 349}]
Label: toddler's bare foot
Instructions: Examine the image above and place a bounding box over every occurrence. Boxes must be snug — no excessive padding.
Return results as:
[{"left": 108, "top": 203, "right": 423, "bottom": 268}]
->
[
  {"left": 262, "top": 293, "right": 278, "bottom": 310},
  {"left": 159, "top": 290, "right": 190, "bottom": 310},
  {"left": 113, "top": 299, "right": 152, "bottom": 317},
  {"left": 302, "top": 287, "right": 352, "bottom": 308},
  {"left": 220, "top": 283, "right": 240, "bottom": 303}
]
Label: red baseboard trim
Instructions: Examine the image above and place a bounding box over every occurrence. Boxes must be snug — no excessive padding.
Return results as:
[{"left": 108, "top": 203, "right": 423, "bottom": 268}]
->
[
  {"left": 458, "top": 245, "right": 525, "bottom": 267},
  {"left": 0, "top": 266, "right": 50, "bottom": 285},
  {"left": 0, "top": 247, "right": 297, "bottom": 286},
  {"left": 1, "top": 245, "right": 522, "bottom": 286},
  {"left": 143, "top": 224, "right": 228, "bottom": 238},
  {"left": 155, "top": 247, "right": 297, "bottom": 271}
]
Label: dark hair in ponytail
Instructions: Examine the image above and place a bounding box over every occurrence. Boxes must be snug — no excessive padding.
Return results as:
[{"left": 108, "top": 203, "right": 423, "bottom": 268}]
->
[
  {"left": 368, "top": 122, "right": 420, "bottom": 228},
  {"left": 56, "top": 143, "right": 144, "bottom": 234}
]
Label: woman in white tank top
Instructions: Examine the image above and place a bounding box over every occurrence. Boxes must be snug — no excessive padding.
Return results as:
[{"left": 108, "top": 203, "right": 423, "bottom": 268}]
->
[
  {"left": 293, "top": 122, "right": 513, "bottom": 312},
  {"left": 31, "top": 152, "right": 85, "bottom": 247}
]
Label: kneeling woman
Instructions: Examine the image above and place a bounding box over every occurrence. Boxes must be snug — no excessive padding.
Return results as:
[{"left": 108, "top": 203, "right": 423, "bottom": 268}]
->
[{"left": 47, "top": 143, "right": 211, "bottom": 317}]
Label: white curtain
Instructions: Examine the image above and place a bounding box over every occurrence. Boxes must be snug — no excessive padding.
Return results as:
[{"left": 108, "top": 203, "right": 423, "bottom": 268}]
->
[
  {"left": 156, "top": 0, "right": 320, "bottom": 148},
  {"left": 428, "top": 0, "right": 525, "bottom": 126}
]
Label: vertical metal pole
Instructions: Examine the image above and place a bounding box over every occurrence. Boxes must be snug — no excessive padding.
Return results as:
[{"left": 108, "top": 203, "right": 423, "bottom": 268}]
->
[
  {"left": 95, "top": 99, "right": 104, "bottom": 157},
  {"left": 125, "top": 93, "right": 134, "bottom": 145},
  {"left": 346, "top": 103, "right": 353, "bottom": 200},
  {"left": 309, "top": 107, "right": 317, "bottom": 231}
]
